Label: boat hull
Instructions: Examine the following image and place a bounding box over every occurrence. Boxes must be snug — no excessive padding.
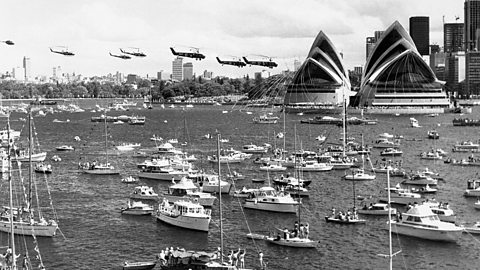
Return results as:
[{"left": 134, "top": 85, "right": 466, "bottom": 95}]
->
[
  {"left": 12, "top": 152, "right": 47, "bottom": 162},
  {"left": 83, "top": 169, "right": 120, "bottom": 175},
  {"left": 243, "top": 200, "right": 298, "bottom": 213},
  {"left": 324, "top": 216, "right": 366, "bottom": 224},
  {"left": 123, "top": 261, "right": 156, "bottom": 270},
  {"left": 0, "top": 220, "right": 57, "bottom": 237},
  {"left": 393, "top": 223, "right": 462, "bottom": 242},
  {"left": 121, "top": 209, "right": 154, "bottom": 215},
  {"left": 266, "top": 237, "right": 317, "bottom": 248},
  {"left": 163, "top": 195, "right": 216, "bottom": 207},
  {"left": 201, "top": 184, "right": 231, "bottom": 194},
  {"left": 357, "top": 209, "right": 397, "bottom": 215},
  {"left": 155, "top": 213, "right": 210, "bottom": 232},
  {"left": 138, "top": 172, "right": 188, "bottom": 181}
]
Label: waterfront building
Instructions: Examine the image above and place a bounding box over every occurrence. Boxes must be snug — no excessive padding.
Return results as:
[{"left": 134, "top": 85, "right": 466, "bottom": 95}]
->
[
  {"left": 357, "top": 21, "right": 450, "bottom": 112},
  {"left": 444, "top": 23, "right": 464, "bottom": 53},
  {"left": 465, "top": 0, "right": 480, "bottom": 51},
  {"left": 172, "top": 57, "right": 183, "bottom": 82},
  {"left": 183, "top": 62, "right": 193, "bottom": 81},
  {"left": 126, "top": 74, "right": 138, "bottom": 84},
  {"left": 466, "top": 51, "right": 480, "bottom": 96},
  {"left": 446, "top": 52, "right": 466, "bottom": 96},
  {"left": 284, "top": 31, "right": 352, "bottom": 113},
  {"left": 23, "top": 56, "right": 31, "bottom": 81},
  {"left": 409, "top": 16, "right": 430, "bottom": 55}
]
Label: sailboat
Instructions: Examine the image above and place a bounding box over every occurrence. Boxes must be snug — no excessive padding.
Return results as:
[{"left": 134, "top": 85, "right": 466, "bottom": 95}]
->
[
  {"left": 79, "top": 113, "right": 120, "bottom": 175},
  {"left": 0, "top": 111, "right": 58, "bottom": 237},
  {"left": 344, "top": 134, "right": 376, "bottom": 181},
  {"left": 325, "top": 175, "right": 366, "bottom": 224},
  {"left": 329, "top": 99, "right": 354, "bottom": 169}
]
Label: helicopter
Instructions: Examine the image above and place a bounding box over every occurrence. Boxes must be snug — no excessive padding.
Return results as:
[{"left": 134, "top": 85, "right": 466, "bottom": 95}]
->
[
  {"left": 242, "top": 56, "right": 277, "bottom": 68},
  {"left": 170, "top": 47, "right": 205, "bottom": 60},
  {"left": 109, "top": 52, "right": 131, "bottom": 59},
  {"left": 216, "top": 57, "right": 246, "bottom": 67},
  {"left": 120, "top": 48, "right": 146, "bottom": 57},
  {"left": 50, "top": 46, "right": 75, "bottom": 56}
]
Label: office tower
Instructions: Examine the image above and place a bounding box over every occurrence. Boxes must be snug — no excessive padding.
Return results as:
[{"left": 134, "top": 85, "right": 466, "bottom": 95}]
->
[
  {"left": 23, "top": 56, "right": 31, "bottom": 81},
  {"left": 466, "top": 51, "right": 480, "bottom": 95},
  {"left": 409, "top": 16, "right": 430, "bottom": 55},
  {"left": 126, "top": 74, "right": 138, "bottom": 84},
  {"left": 444, "top": 23, "right": 464, "bottom": 53},
  {"left": 366, "top": 37, "right": 376, "bottom": 60},
  {"left": 465, "top": 0, "right": 480, "bottom": 51},
  {"left": 12, "top": 67, "right": 25, "bottom": 81},
  {"left": 183, "top": 62, "right": 193, "bottom": 80},
  {"left": 172, "top": 57, "right": 183, "bottom": 81},
  {"left": 446, "top": 52, "right": 466, "bottom": 95}
]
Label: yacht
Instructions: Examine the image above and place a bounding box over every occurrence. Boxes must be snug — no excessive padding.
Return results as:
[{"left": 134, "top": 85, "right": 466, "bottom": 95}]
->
[
  {"left": 163, "top": 177, "right": 216, "bottom": 207},
  {"left": 392, "top": 204, "right": 462, "bottom": 242},
  {"left": 295, "top": 160, "right": 333, "bottom": 172},
  {"left": 138, "top": 165, "right": 190, "bottom": 181},
  {"left": 155, "top": 199, "right": 211, "bottom": 232},
  {"left": 464, "top": 179, "right": 480, "bottom": 197},
  {"left": 129, "top": 186, "right": 159, "bottom": 200},
  {"left": 197, "top": 174, "right": 231, "bottom": 194},
  {"left": 344, "top": 168, "right": 376, "bottom": 181},
  {"left": 379, "top": 189, "right": 423, "bottom": 205},
  {"left": 243, "top": 187, "right": 299, "bottom": 213},
  {"left": 259, "top": 163, "right": 287, "bottom": 172},
  {"left": 242, "top": 144, "right": 268, "bottom": 154}
]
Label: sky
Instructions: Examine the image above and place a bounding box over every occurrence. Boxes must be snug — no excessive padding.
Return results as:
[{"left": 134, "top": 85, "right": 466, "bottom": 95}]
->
[{"left": 0, "top": 0, "right": 465, "bottom": 79}]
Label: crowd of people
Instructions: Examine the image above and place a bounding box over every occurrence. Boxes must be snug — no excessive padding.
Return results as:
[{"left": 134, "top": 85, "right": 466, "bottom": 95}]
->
[
  {"left": 329, "top": 207, "right": 359, "bottom": 221},
  {"left": 274, "top": 221, "right": 310, "bottom": 240}
]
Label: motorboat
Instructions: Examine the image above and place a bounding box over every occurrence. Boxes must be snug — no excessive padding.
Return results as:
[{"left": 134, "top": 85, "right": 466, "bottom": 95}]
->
[
  {"left": 233, "top": 187, "right": 257, "bottom": 198},
  {"left": 122, "top": 261, "right": 156, "bottom": 270},
  {"left": 343, "top": 168, "right": 376, "bottom": 181},
  {"left": 358, "top": 203, "right": 397, "bottom": 215},
  {"left": 329, "top": 157, "right": 354, "bottom": 170},
  {"left": 79, "top": 162, "right": 120, "bottom": 175},
  {"left": 410, "top": 118, "right": 421, "bottom": 128},
  {"left": 150, "top": 135, "right": 163, "bottom": 142},
  {"left": 372, "top": 138, "right": 400, "bottom": 149},
  {"left": 253, "top": 114, "right": 278, "bottom": 124},
  {"left": 121, "top": 176, "right": 139, "bottom": 184},
  {"left": 295, "top": 161, "right": 333, "bottom": 172},
  {"left": 196, "top": 174, "right": 231, "bottom": 194},
  {"left": 51, "top": 155, "right": 61, "bottom": 162},
  {"left": 379, "top": 189, "right": 423, "bottom": 205},
  {"left": 454, "top": 140, "right": 480, "bottom": 150},
  {"left": 325, "top": 209, "right": 366, "bottom": 224},
  {"left": 273, "top": 176, "right": 312, "bottom": 187},
  {"left": 138, "top": 165, "right": 190, "bottom": 181},
  {"left": 402, "top": 173, "right": 438, "bottom": 186},
  {"left": 380, "top": 148, "right": 403, "bottom": 156},
  {"left": 155, "top": 199, "right": 211, "bottom": 232},
  {"left": 315, "top": 135, "right": 326, "bottom": 143},
  {"left": 475, "top": 200, "right": 480, "bottom": 210},
  {"left": 464, "top": 179, "right": 480, "bottom": 197},
  {"left": 243, "top": 187, "right": 299, "bottom": 213},
  {"left": 121, "top": 200, "right": 154, "bottom": 216},
  {"left": 378, "top": 133, "right": 394, "bottom": 139},
  {"left": 420, "top": 151, "right": 442, "bottom": 160},
  {"left": 464, "top": 222, "right": 480, "bottom": 234},
  {"left": 55, "top": 145, "right": 74, "bottom": 151},
  {"left": 129, "top": 186, "right": 159, "bottom": 200},
  {"left": 157, "top": 142, "right": 183, "bottom": 155},
  {"left": 391, "top": 204, "right": 462, "bottom": 242},
  {"left": 411, "top": 184, "right": 438, "bottom": 194},
  {"left": 116, "top": 143, "right": 141, "bottom": 151},
  {"left": 163, "top": 177, "right": 216, "bottom": 207},
  {"left": 427, "top": 130, "right": 439, "bottom": 139},
  {"left": 259, "top": 163, "right": 287, "bottom": 172},
  {"left": 247, "top": 232, "right": 317, "bottom": 248},
  {"left": 430, "top": 204, "right": 456, "bottom": 223},
  {"left": 242, "top": 144, "right": 268, "bottom": 154},
  {"left": 34, "top": 163, "right": 52, "bottom": 174},
  {"left": 12, "top": 150, "right": 47, "bottom": 162}
]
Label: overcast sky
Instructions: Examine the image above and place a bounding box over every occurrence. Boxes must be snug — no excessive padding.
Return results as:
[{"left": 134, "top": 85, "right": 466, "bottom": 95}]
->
[{"left": 0, "top": 0, "right": 464, "bottom": 79}]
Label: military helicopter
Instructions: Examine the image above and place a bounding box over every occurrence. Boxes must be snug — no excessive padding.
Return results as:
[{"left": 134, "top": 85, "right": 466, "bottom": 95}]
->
[
  {"left": 242, "top": 56, "right": 277, "bottom": 68},
  {"left": 120, "top": 48, "right": 146, "bottom": 57},
  {"left": 216, "top": 57, "right": 246, "bottom": 67},
  {"left": 170, "top": 47, "right": 205, "bottom": 60},
  {"left": 109, "top": 52, "right": 131, "bottom": 59},
  {"left": 50, "top": 46, "right": 75, "bottom": 56},
  {"left": 2, "top": 40, "right": 14, "bottom": 45}
]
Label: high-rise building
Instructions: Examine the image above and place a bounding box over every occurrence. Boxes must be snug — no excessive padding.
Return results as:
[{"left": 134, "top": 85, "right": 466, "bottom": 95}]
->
[
  {"left": 12, "top": 67, "right": 25, "bottom": 81},
  {"left": 22, "top": 56, "right": 31, "bottom": 81},
  {"left": 466, "top": 51, "right": 480, "bottom": 95},
  {"left": 465, "top": 0, "right": 480, "bottom": 51},
  {"left": 446, "top": 52, "right": 466, "bottom": 95},
  {"left": 126, "top": 74, "right": 138, "bottom": 84},
  {"left": 183, "top": 62, "right": 193, "bottom": 80},
  {"left": 203, "top": 70, "right": 213, "bottom": 80},
  {"left": 293, "top": 59, "right": 302, "bottom": 71},
  {"left": 172, "top": 57, "right": 183, "bottom": 81},
  {"left": 409, "top": 16, "right": 430, "bottom": 55},
  {"left": 444, "top": 23, "right": 464, "bottom": 53},
  {"left": 366, "top": 37, "right": 376, "bottom": 60}
]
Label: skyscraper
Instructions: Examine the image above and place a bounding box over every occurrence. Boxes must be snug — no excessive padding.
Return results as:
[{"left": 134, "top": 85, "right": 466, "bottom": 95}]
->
[
  {"left": 409, "top": 16, "right": 430, "bottom": 55},
  {"left": 444, "top": 23, "right": 464, "bottom": 53},
  {"left": 465, "top": 0, "right": 480, "bottom": 51},
  {"left": 365, "top": 37, "right": 376, "bottom": 60},
  {"left": 23, "top": 56, "right": 31, "bottom": 81},
  {"left": 466, "top": 51, "right": 480, "bottom": 95},
  {"left": 183, "top": 62, "right": 193, "bottom": 80},
  {"left": 172, "top": 57, "right": 183, "bottom": 81}
]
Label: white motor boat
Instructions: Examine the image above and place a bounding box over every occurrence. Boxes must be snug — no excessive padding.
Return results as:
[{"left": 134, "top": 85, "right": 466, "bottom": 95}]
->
[
  {"left": 464, "top": 222, "right": 480, "bottom": 234},
  {"left": 243, "top": 187, "right": 299, "bottom": 213},
  {"left": 163, "top": 177, "right": 216, "bottom": 207},
  {"left": 121, "top": 200, "right": 154, "bottom": 215},
  {"left": 430, "top": 204, "right": 456, "bottom": 223},
  {"left": 116, "top": 143, "right": 141, "bottom": 151},
  {"left": 248, "top": 233, "right": 317, "bottom": 248},
  {"left": 295, "top": 161, "right": 333, "bottom": 172},
  {"left": 454, "top": 141, "right": 480, "bottom": 150},
  {"left": 121, "top": 176, "right": 139, "bottom": 184},
  {"left": 420, "top": 151, "right": 442, "bottom": 160},
  {"left": 130, "top": 186, "right": 159, "bottom": 200},
  {"left": 155, "top": 199, "right": 211, "bottom": 232},
  {"left": 358, "top": 203, "right": 397, "bottom": 215},
  {"left": 51, "top": 155, "right": 61, "bottom": 162},
  {"left": 242, "top": 144, "right": 268, "bottom": 154},
  {"left": 474, "top": 200, "right": 480, "bottom": 210},
  {"left": 259, "top": 163, "right": 287, "bottom": 172},
  {"left": 402, "top": 173, "right": 438, "bottom": 186},
  {"left": 379, "top": 189, "right": 423, "bottom": 205},
  {"left": 197, "top": 175, "right": 231, "bottom": 194},
  {"left": 464, "top": 179, "right": 480, "bottom": 197},
  {"left": 344, "top": 169, "right": 376, "bottom": 181},
  {"left": 12, "top": 151, "right": 47, "bottom": 162},
  {"left": 410, "top": 118, "right": 421, "bottom": 128},
  {"left": 378, "top": 133, "right": 394, "bottom": 139},
  {"left": 380, "top": 148, "right": 403, "bottom": 156},
  {"left": 392, "top": 204, "right": 463, "bottom": 242},
  {"left": 80, "top": 162, "right": 120, "bottom": 175},
  {"left": 138, "top": 165, "right": 190, "bottom": 181},
  {"left": 372, "top": 138, "right": 400, "bottom": 149},
  {"left": 34, "top": 163, "right": 52, "bottom": 174},
  {"left": 55, "top": 145, "right": 75, "bottom": 151}
]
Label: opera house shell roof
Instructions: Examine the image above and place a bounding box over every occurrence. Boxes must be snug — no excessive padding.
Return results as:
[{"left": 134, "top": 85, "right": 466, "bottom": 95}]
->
[
  {"left": 284, "top": 31, "right": 353, "bottom": 111},
  {"left": 358, "top": 21, "right": 450, "bottom": 109}
]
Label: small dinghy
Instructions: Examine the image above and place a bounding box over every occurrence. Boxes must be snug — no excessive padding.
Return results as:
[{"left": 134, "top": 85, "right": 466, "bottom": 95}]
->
[{"left": 122, "top": 261, "right": 156, "bottom": 270}]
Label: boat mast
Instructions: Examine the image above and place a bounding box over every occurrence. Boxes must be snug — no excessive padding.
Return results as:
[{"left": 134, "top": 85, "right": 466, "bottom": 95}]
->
[
  {"left": 294, "top": 124, "right": 300, "bottom": 226},
  {"left": 387, "top": 167, "right": 393, "bottom": 270},
  {"left": 283, "top": 105, "right": 286, "bottom": 160},
  {"left": 104, "top": 114, "right": 108, "bottom": 164},
  {"left": 28, "top": 107, "right": 33, "bottom": 212},
  {"left": 216, "top": 133, "right": 223, "bottom": 264},
  {"left": 7, "top": 116, "right": 17, "bottom": 270},
  {"left": 342, "top": 98, "right": 347, "bottom": 157}
]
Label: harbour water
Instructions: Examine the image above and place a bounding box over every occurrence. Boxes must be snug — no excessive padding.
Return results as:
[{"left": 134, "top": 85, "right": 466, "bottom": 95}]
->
[{"left": 2, "top": 100, "right": 480, "bottom": 269}]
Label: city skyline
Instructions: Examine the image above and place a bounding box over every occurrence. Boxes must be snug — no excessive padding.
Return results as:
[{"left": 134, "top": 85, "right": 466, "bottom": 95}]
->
[{"left": 0, "top": 0, "right": 464, "bottom": 79}]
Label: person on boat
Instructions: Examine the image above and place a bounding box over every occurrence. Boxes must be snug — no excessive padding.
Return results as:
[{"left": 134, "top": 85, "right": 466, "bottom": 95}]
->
[
  {"left": 21, "top": 254, "right": 29, "bottom": 270},
  {"left": 232, "top": 248, "right": 240, "bottom": 267},
  {"left": 238, "top": 249, "right": 245, "bottom": 268},
  {"left": 227, "top": 250, "right": 233, "bottom": 266},
  {"left": 304, "top": 223, "right": 310, "bottom": 239},
  {"left": 213, "top": 247, "right": 221, "bottom": 260},
  {"left": 331, "top": 207, "right": 336, "bottom": 218},
  {"left": 283, "top": 228, "right": 289, "bottom": 240},
  {"left": 258, "top": 251, "right": 265, "bottom": 270},
  {"left": 299, "top": 223, "right": 305, "bottom": 238}
]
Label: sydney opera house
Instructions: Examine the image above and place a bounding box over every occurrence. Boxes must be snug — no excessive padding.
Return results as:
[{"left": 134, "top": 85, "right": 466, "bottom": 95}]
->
[
  {"left": 356, "top": 21, "right": 451, "bottom": 113},
  {"left": 283, "top": 31, "right": 354, "bottom": 113}
]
